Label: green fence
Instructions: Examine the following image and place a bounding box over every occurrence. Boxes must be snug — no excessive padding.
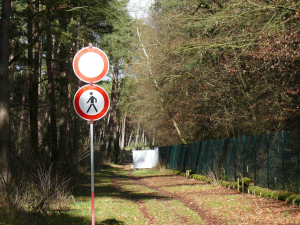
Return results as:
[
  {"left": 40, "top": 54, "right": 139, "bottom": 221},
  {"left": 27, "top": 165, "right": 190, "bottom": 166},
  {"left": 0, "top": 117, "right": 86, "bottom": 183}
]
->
[{"left": 158, "top": 130, "right": 300, "bottom": 194}]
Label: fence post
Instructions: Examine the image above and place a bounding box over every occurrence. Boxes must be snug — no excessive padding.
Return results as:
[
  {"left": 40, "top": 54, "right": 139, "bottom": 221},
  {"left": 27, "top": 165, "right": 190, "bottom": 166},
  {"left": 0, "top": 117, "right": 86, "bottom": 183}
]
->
[
  {"left": 195, "top": 142, "right": 201, "bottom": 174},
  {"left": 267, "top": 132, "right": 269, "bottom": 189},
  {"left": 204, "top": 140, "right": 208, "bottom": 174},
  {"left": 233, "top": 136, "right": 236, "bottom": 180},
  {"left": 211, "top": 140, "right": 214, "bottom": 172},
  {"left": 282, "top": 131, "right": 285, "bottom": 191},
  {"left": 225, "top": 139, "right": 228, "bottom": 180},
  {"left": 217, "top": 139, "right": 220, "bottom": 171},
  {"left": 254, "top": 134, "right": 257, "bottom": 186},
  {"left": 243, "top": 135, "right": 246, "bottom": 178}
]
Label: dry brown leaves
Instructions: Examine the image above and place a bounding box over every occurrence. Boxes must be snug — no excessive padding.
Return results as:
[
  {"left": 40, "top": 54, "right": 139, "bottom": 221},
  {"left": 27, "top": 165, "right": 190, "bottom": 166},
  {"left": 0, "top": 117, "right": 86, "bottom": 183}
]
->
[{"left": 135, "top": 174, "right": 300, "bottom": 225}]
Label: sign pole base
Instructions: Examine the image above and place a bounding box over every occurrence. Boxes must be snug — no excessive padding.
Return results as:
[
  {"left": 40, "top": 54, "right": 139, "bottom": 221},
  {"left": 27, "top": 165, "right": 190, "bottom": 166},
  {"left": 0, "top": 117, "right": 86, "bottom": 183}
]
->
[
  {"left": 92, "top": 191, "right": 95, "bottom": 225},
  {"left": 90, "top": 120, "right": 95, "bottom": 225}
]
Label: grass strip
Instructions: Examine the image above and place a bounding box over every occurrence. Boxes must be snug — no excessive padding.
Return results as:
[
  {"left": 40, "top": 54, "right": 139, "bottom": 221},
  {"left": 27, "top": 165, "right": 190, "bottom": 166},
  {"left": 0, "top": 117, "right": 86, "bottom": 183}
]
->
[{"left": 48, "top": 166, "right": 147, "bottom": 225}]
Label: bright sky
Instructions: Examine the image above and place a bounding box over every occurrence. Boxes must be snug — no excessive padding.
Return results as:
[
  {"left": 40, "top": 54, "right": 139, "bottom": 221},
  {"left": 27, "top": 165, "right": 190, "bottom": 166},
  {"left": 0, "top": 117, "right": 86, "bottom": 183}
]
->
[{"left": 127, "top": 0, "right": 154, "bottom": 19}]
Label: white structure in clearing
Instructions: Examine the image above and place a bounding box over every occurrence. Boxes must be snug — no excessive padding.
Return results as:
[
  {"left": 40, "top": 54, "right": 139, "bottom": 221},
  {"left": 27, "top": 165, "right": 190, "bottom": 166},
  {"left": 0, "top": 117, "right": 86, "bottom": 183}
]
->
[{"left": 132, "top": 148, "right": 159, "bottom": 169}]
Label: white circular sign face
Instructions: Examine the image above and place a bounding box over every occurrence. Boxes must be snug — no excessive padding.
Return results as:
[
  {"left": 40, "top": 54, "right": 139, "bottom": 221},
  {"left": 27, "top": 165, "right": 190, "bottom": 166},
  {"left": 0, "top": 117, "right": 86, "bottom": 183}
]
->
[
  {"left": 73, "top": 46, "right": 109, "bottom": 83},
  {"left": 78, "top": 52, "right": 104, "bottom": 78},
  {"left": 79, "top": 90, "right": 105, "bottom": 116}
]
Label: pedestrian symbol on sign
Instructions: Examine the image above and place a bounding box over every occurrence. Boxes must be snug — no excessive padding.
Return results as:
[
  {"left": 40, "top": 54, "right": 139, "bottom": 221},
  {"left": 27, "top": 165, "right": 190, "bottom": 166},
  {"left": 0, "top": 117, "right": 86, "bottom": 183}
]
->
[
  {"left": 86, "top": 92, "right": 98, "bottom": 113},
  {"left": 73, "top": 84, "right": 110, "bottom": 121}
]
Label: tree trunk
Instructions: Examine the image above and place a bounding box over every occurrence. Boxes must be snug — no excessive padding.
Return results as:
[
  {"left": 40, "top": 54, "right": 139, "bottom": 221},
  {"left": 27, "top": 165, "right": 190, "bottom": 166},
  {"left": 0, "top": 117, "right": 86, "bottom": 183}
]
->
[
  {"left": 135, "top": 122, "right": 140, "bottom": 147},
  {"left": 113, "top": 123, "right": 120, "bottom": 164},
  {"left": 19, "top": 69, "right": 29, "bottom": 140},
  {"left": 120, "top": 114, "right": 126, "bottom": 149},
  {"left": 108, "top": 64, "right": 128, "bottom": 160},
  {"left": 0, "top": 0, "right": 12, "bottom": 172},
  {"left": 58, "top": 13, "right": 69, "bottom": 163},
  {"left": 28, "top": 0, "right": 39, "bottom": 153},
  {"left": 127, "top": 131, "right": 133, "bottom": 147},
  {"left": 152, "top": 133, "right": 155, "bottom": 147},
  {"left": 72, "top": 16, "right": 82, "bottom": 161},
  {"left": 141, "top": 129, "right": 144, "bottom": 144},
  {"left": 27, "top": 0, "right": 39, "bottom": 153},
  {"left": 9, "top": 1, "right": 15, "bottom": 154},
  {"left": 107, "top": 66, "right": 118, "bottom": 160},
  {"left": 46, "top": 5, "right": 58, "bottom": 163},
  {"left": 67, "top": 50, "right": 72, "bottom": 160},
  {"left": 38, "top": 34, "right": 42, "bottom": 144}
]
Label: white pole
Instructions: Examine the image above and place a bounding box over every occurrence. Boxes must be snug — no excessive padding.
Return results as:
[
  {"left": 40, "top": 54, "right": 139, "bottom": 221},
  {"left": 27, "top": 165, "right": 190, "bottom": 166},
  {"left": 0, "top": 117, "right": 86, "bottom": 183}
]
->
[{"left": 90, "top": 121, "right": 95, "bottom": 225}]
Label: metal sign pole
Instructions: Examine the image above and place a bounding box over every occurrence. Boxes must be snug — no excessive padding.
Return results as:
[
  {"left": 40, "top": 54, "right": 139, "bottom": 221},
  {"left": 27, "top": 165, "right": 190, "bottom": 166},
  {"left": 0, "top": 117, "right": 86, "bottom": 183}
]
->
[
  {"left": 73, "top": 44, "right": 110, "bottom": 225},
  {"left": 90, "top": 120, "right": 95, "bottom": 225}
]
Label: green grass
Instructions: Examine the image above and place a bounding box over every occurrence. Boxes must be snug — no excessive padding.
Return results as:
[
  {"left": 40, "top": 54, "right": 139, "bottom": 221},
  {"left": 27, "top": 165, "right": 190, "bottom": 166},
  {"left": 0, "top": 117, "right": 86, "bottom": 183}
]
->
[
  {"left": 47, "top": 166, "right": 147, "bottom": 225},
  {"left": 132, "top": 168, "right": 176, "bottom": 176},
  {"left": 283, "top": 211, "right": 290, "bottom": 216},
  {"left": 46, "top": 165, "right": 206, "bottom": 225},
  {"left": 132, "top": 169, "right": 160, "bottom": 176},
  {"left": 144, "top": 199, "right": 205, "bottom": 225}
]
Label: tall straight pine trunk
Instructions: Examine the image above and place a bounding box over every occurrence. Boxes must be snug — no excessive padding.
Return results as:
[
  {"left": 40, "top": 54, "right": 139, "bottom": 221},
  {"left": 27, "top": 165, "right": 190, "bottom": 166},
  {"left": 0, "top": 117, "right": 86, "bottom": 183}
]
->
[
  {"left": 46, "top": 4, "right": 58, "bottom": 163},
  {"left": 0, "top": 0, "right": 12, "bottom": 172},
  {"left": 58, "top": 13, "right": 69, "bottom": 162}
]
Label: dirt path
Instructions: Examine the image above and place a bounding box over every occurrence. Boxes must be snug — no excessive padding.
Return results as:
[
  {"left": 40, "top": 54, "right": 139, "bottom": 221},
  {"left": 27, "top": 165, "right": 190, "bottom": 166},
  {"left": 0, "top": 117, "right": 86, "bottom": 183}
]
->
[
  {"left": 128, "top": 170, "right": 226, "bottom": 225},
  {"left": 111, "top": 175, "right": 158, "bottom": 225},
  {"left": 110, "top": 164, "right": 225, "bottom": 225}
]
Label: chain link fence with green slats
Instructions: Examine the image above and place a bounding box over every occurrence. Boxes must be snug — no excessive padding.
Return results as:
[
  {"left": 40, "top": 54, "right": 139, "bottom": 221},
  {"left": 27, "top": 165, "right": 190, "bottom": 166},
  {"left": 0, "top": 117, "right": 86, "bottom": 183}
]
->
[{"left": 158, "top": 130, "right": 300, "bottom": 194}]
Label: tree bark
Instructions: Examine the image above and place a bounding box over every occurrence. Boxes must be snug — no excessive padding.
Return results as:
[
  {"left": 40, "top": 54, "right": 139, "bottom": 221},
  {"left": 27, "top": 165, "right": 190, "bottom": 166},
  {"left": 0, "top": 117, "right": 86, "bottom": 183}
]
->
[
  {"left": 107, "top": 68, "right": 117, "bottom": 160},
  {"left": 135, "top": 122, "right": 140, "bottom": 147},
  {"left": 109, "top": 65, "right": 128, "bottom": 161},
  {"left": 72, "top": 16, "right": 82, "bottom": 161},
  {"left": 9, "top": 1, "right": 15, "bottom": 154},
  {"left": 120, "top": 114, "right": 126, "bottom": 149},
  {"left": 46, "top": 5, "right": 58, "bottom": 163},
  {"left": 0, "top": 0, "right": 12, "bottom": 172},
  {"left": 127, "top": 130, "right": 133, "bottom": 147},
  {"left": 28, "top": 0, "right": 39, "bottom": 154},
  {"left": 27, "top": 0, "right": 39, "bottom": 154},
  {"left": 58, "top": 13, "right": 69, "bottom": 163}
]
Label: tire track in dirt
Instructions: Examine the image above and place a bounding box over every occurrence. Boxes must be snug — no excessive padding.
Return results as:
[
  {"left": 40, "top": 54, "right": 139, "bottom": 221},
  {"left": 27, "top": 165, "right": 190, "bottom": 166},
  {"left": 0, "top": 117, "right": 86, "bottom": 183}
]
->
[
  {"left": 128, "top": 170, "right": 227, "bottom": 225},
  {"left": 110, "top": 174, "right": 158, "bottom": 225}
]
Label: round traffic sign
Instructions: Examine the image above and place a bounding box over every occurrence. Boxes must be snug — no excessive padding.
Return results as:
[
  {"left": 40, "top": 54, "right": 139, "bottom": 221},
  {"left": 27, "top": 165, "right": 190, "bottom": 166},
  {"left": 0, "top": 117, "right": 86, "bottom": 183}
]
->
[
  {"left": 73, "top": 46, "right": 109, "bottom": 83},
  {"left": 73, "top": 85, "right": 110, "bottom": 121}
]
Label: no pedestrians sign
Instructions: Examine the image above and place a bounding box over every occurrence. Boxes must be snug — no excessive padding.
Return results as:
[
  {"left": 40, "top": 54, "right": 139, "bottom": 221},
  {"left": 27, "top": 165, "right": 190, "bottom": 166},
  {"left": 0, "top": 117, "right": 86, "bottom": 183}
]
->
[{"left": 73, "top": 84, "right": 110, "bottom": 121}]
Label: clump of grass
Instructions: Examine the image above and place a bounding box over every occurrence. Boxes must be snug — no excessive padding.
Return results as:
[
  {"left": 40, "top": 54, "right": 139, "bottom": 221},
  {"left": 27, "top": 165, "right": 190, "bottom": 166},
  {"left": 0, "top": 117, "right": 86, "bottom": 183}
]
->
[
  {"left": 253, "top": 187, "right": 264, "bottom": 196},
  {"left": 287, "top": 194, "right": 297, "bottom": 204},
  {"left": 246, "top": 186, "right": 300, "bottom": 205},
  {"left": 278, "top": 191, "right": 292, "bottom": 201},
  {"left": 190, "top": 174, "right": 212, "bottom": 183},
  {"left": 219, "top": 181, "right": 229, "bottom": 188},
  {"left": 205, "top": 170, "right": 219, "bottom": 186},
  {"left": 230, "top": 182, "right": 238, "bottom": 189},
  {"left": 239, "top": 177, "right": 253, "bottom": 186},
  {"left": 155, "top": 160, "right": 168, "bottom": 173}
]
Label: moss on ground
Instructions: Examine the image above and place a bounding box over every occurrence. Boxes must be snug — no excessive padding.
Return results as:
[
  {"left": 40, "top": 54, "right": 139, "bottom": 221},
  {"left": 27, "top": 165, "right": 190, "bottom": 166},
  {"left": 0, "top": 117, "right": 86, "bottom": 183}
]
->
[{"left": 177, "top": 171, "right": 300, "bottom": 206}]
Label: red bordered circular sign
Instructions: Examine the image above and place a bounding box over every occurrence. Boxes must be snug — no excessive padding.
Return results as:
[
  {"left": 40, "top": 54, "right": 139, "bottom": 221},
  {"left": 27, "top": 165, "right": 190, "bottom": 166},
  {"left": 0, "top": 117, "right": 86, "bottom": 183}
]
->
[
  {"left": 73, "top": 85, "right": 110, "bottom": 121},
  {"left": 73, "top": 46, "right": 109, "bottom": 83}
]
